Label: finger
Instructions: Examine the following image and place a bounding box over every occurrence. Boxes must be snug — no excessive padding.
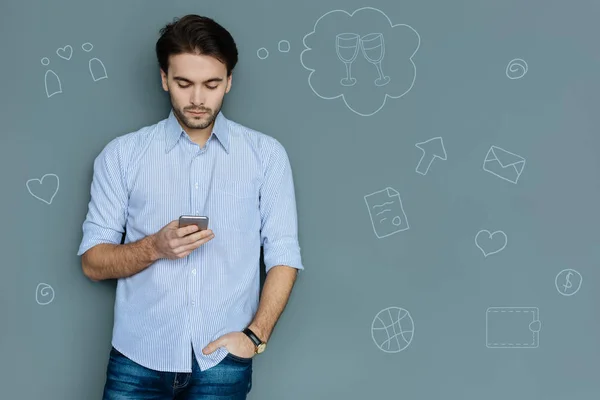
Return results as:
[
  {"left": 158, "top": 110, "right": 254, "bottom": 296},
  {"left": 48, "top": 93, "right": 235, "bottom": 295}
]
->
[
  {"left": 174, "top": 229, "right": 213, "bottom": 247},
  {"left": 166, "top": 233, "right": 200, "bottom": 252},
  {"left": 176, "top": 224, "right": 200, "bottom": 238},
  {"left": 173, "top": 234, "right": 214, "bottom": 255},
  {"left": 183, "top": 229, "right": 214, "bottom": 244},
  {"left": 179, "top": 249, "right": 193, "bottom": 258}
]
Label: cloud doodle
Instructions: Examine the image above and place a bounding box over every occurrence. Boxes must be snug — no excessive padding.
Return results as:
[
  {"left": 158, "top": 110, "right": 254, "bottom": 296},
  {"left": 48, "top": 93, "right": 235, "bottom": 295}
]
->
[{"left": 300, "top": 7, "right": 420, "bottom": 116}]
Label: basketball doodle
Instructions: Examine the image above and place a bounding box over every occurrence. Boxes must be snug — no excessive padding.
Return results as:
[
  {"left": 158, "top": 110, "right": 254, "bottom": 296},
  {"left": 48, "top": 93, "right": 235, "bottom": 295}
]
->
[{"left": 371, "top": 306, "right": 414, "bottom": 353}]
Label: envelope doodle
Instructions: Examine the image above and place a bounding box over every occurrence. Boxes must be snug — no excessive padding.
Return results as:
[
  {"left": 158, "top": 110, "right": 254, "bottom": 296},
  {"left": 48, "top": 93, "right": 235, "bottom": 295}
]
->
[
  {"left": 486, "top": 307, "right": 541, "bottom": 348},
  {"left": 483, "top": 145, "right": 526, "bottom": 184}
]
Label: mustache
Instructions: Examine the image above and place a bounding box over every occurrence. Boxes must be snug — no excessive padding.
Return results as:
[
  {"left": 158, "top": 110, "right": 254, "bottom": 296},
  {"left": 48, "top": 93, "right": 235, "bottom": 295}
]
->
[{"left": 185, "top": 107, "right": 211, "bottom": 113}]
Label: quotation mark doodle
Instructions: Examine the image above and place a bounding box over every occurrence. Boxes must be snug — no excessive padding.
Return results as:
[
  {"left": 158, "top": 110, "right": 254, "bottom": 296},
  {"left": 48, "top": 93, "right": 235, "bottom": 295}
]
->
[
  {"left": 371, "top": 306, "right": 414, "bottom": 353},
  {"left": 257, "top": 40, "right": 291, "bottom": 59},
  {"left": 506, "top": 58, "right": 528, "bottom": 80},
  {"left": 42, "top": 57, "right": 62, "bottom": 98},
  {"left": 26, "top": 173, "right": 60, "bottom": 204},
  {"left": 555, "top": 269, "right": 583, "bottom": 296},
  {"left": 36, "top": 283, "right": 55, "bottom": 305},
  {"left": 475, "top": 230, "right": 507, "bottom": 257},
  {"left": 42, "top": 42, "right": 108, "bottom": 98}
]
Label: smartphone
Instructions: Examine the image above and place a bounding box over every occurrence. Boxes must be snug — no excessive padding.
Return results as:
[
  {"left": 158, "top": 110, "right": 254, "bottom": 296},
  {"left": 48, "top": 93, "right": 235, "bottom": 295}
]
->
[{"left": 178, "top": 215, "right": 209, "bottom": 232}]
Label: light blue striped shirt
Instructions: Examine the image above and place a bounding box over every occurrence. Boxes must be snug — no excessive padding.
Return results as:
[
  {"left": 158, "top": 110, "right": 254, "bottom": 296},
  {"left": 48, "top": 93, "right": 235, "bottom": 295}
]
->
[{"left": 77, "top": 109, "right": 304, "bottom": 372}]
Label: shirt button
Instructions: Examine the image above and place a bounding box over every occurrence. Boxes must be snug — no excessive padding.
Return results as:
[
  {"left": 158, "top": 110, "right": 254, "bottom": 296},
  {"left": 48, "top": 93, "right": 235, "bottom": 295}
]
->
[
  {"left": 191, "top": 301, "right": 195, "bottom": 306},
  {"left": 192, "top": 269, "right": 196, "bottom": 275},
  {"left": 195, "top": 182, "right": 198, "bottom": 189}
]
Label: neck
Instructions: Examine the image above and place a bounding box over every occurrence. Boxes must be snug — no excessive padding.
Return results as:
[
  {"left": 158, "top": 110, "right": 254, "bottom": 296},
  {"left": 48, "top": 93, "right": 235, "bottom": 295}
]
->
[
  {"left": 174, "top": 113, "right": 215, "bottom": 147},
  {"left": 185, "top": 124, "right": 213, "bottom": 147}
]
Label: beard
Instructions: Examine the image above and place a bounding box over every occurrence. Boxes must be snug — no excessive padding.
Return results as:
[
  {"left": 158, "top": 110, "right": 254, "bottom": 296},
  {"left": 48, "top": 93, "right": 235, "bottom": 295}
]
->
[{"left": 171, "top": 96, "right": 223, "bottom": 130}]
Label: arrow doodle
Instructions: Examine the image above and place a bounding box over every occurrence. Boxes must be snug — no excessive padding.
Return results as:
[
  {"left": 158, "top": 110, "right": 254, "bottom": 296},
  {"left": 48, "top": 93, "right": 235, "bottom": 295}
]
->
[{"left": 415, "top": 137, "right": 447, "bottom": 175}]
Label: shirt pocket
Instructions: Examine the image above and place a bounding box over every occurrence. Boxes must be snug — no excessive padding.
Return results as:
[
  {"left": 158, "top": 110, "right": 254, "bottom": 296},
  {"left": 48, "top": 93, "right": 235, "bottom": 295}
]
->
[{"left": 210, "top": 177, "right": 259, "bottom": 233}]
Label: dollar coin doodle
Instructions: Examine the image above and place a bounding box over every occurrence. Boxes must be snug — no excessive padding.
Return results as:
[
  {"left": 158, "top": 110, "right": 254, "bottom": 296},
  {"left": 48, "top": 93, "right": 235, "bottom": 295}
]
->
[{"left": 555, "top": 269, "right": 582, "bottom": 296}]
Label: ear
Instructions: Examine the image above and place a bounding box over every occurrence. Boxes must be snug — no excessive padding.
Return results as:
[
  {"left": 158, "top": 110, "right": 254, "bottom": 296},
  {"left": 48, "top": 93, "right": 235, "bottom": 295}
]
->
[
  {"left": 225, "top": 74, "right": 232, "bottom": 94},
  {"left": 160, "top": 69, "right": 169, "bottom": 92}
]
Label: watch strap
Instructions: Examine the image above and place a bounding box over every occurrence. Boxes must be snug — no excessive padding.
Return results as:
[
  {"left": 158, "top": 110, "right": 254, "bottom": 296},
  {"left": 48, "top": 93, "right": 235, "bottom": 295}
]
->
[{"left": 243, "top": 327, "right": 263, "bottom": 347}]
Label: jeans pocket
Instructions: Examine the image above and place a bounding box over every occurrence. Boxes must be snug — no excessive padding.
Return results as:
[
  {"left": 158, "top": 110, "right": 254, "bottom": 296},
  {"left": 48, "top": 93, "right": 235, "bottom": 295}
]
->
[
  {"left": 109, "top": 346, "right": 124, "bottom": 359},
  {"left": 226, "top": 352, "right": 253, "bottom": 363}
]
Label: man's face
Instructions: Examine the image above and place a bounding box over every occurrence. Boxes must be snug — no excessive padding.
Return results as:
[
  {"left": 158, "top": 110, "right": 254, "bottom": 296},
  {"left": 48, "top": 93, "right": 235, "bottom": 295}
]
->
[{"left": 160, "top": 52, "right": 232, "bottom": 132}]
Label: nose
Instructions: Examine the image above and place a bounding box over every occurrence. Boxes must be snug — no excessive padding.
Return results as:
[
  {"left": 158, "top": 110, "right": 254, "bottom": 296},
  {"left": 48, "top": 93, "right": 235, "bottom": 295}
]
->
[{"left": 190, "top": 86, "right": 205, "bottom": 106}]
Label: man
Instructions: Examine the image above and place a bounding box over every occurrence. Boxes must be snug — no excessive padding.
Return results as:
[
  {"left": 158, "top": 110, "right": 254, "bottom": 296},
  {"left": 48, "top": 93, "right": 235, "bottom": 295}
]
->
[{"left": 77, "top": 14, "right": 304, "bottom": 400}]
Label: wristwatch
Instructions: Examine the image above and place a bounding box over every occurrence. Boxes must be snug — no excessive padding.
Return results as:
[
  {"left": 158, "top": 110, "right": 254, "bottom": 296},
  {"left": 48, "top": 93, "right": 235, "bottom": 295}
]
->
[{"left": 243, "top": 327, "right": 267, "bottom": 354}]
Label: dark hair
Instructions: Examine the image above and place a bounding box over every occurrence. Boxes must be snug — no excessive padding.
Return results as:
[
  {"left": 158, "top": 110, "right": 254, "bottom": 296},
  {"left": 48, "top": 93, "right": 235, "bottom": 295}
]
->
[{"left": 156, "top": 14, "right": 238, "bottom": 76}]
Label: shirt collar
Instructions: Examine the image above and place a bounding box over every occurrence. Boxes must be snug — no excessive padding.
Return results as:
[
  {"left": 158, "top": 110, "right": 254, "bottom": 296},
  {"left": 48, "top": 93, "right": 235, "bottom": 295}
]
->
[{"left": 164, "top": 109, "right": 230, "bottom": 154}]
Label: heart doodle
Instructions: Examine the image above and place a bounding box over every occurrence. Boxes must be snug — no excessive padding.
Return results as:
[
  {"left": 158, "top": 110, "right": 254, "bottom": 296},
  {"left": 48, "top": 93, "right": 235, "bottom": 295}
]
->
[
  {"left": 475, "top": 229, "right": 507, "bottom": 257},
  {"left": 26, "top": 173, "right": 60, "bottom": 204},
  {"left": 56, "top": 45, "right": 73, "bottom": 60}
]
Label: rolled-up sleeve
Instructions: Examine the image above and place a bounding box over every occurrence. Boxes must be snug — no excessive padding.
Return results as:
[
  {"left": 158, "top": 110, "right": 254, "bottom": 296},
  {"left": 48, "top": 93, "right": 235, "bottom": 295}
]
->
[
  {"left": 259, "top": 139, "right": 304, "bottom": 274},
  {"left": 77, "top": 137, "right": 128, "bottom": 256}
]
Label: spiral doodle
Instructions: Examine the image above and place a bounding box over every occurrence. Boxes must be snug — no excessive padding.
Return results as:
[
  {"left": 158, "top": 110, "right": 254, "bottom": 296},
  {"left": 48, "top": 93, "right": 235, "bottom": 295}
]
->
[
  {"left": 35, "top": 282, "right": 55, "bottom": 305},
  {"left": 506, "top": 58, "right": 528, "bottom": 80}
]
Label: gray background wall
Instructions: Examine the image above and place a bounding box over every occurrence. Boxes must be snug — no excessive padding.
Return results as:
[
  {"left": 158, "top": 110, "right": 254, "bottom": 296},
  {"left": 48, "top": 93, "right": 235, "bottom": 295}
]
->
[{"left": 1, "top": 0, "right": 600, "bottom": 399}]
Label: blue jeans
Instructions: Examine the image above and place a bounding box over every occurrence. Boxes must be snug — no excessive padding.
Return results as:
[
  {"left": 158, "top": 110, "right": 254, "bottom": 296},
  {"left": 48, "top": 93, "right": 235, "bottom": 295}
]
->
[{"left": 102, "top": 346, "right": 252, "bottom": 399}]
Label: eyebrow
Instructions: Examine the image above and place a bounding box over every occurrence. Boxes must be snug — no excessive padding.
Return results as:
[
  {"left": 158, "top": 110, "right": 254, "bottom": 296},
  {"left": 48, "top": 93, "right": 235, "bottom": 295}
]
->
[{"left": 173, "top": 76, "right": 224, "bottom": 84}]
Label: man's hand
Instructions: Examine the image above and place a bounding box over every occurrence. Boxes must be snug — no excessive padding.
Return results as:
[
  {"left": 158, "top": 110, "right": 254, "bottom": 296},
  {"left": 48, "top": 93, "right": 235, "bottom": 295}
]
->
[
  {"left": 150, "top": 220, "right": 215, "bottom": 260},
  {"left": 202, "top": 331, "right": 256, "bottom": 359}
]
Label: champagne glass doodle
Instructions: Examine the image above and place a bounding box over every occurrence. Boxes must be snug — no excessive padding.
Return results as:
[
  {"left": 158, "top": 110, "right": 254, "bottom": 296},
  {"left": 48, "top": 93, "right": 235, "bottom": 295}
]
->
[
  {"left": 360, "top": 33, "right": 390, "bottom": 86},
  {"left": 300, "top": 7, "right": 421, "bottom": 117},
  {"left": 36, "top": 283, "right": 55, "bottom": 305},
  {"left": 555, "top": 269, "right": 582, "bottom": 296},
  {"left": 335, "top": 33, "right": 361, "bottom": 86},
  {"left": 371, "top": 306, "right": 414, "bottom": 353},
  {"left": 42, "top": 57, "right": 62, "bottom": 98}
]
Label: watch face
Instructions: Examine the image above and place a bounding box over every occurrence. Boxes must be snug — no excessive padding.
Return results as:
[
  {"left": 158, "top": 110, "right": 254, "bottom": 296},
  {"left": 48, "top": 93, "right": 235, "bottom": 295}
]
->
[{"left": 257, "top": 343, "right": 266, "bottom": 353}]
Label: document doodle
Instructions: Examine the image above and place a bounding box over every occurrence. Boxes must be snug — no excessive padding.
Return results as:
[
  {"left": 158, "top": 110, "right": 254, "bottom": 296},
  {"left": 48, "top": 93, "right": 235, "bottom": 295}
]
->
[{"left": 364, "top": 187, "right": 409, "bottom": 238}]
